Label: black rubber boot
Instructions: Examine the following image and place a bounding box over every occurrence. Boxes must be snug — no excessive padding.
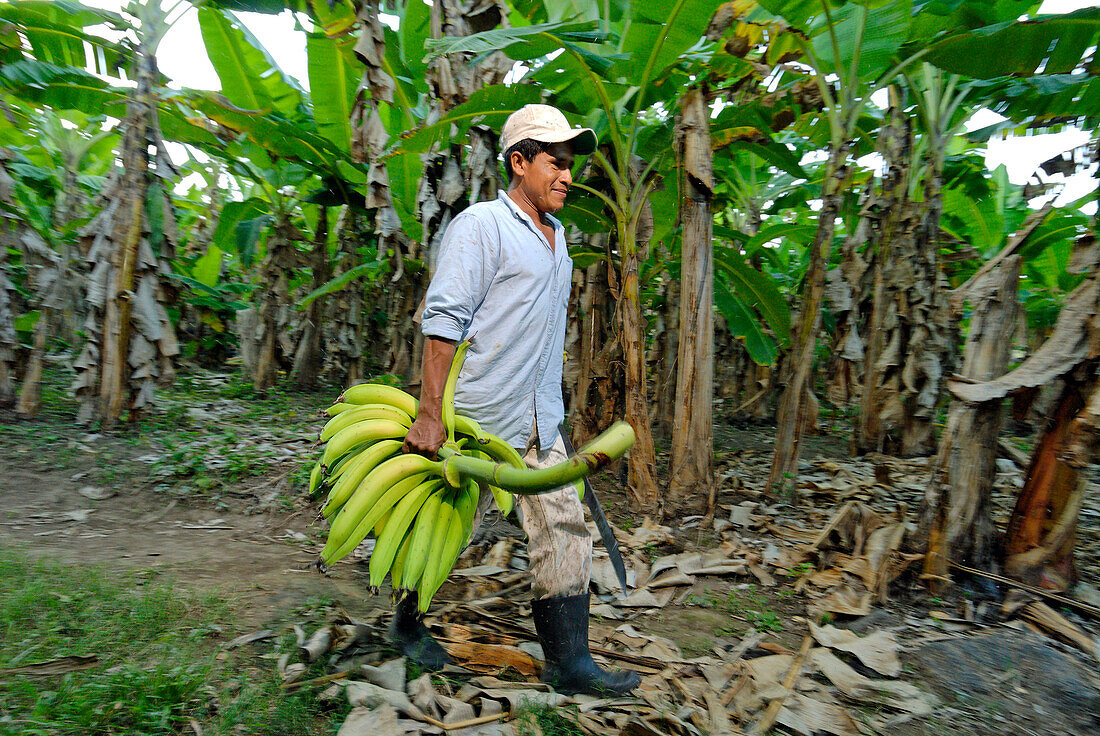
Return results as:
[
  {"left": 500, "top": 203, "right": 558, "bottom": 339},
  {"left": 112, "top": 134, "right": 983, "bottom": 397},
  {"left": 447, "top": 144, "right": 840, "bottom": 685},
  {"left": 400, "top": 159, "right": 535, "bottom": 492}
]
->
[
  {"left": 388, "top": 593, "right": 451, "bottom": 670},
  {"left": 531, "top": 593, "right": 641, "bottom": 696}
]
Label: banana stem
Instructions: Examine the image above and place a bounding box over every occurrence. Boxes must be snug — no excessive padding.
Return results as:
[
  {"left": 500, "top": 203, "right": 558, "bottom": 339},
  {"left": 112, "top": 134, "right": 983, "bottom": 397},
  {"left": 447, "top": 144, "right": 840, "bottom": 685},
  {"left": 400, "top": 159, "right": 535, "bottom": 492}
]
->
[
  {"left": 442, "top": 340, "right": 469, "bottom": 445},
  {"left": 439, "top": 421, "right": 635, "bottom": 494}
]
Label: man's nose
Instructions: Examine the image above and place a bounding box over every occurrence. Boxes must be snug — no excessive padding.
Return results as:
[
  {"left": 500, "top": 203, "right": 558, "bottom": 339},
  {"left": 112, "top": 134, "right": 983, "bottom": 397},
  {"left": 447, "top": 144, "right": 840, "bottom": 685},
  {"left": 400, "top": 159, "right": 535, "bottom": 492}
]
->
[{"left": 560, "top": 168, "right": 572, "bottom": 186}]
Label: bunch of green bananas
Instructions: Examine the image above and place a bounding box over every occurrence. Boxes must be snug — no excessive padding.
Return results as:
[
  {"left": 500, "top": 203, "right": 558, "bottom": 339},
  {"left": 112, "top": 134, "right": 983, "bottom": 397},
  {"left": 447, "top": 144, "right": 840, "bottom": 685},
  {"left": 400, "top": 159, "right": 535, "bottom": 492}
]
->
[{"left": 308, "top": 341, "right": 634, "bottom": 611}]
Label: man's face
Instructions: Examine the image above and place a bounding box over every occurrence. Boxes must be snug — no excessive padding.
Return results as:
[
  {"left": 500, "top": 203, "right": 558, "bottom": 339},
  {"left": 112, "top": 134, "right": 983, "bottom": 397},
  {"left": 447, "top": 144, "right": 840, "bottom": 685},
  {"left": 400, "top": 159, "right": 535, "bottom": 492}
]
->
[{"left": 513, "top": 141, "right": 575, "bottom": 214}]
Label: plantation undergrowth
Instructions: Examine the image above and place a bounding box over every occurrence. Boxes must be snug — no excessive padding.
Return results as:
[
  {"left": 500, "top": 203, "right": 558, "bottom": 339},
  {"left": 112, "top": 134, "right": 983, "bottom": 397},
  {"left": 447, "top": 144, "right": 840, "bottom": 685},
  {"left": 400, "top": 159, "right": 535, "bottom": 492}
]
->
[{"left": 0, "top": 548, "right": 349, "bottom": 735}]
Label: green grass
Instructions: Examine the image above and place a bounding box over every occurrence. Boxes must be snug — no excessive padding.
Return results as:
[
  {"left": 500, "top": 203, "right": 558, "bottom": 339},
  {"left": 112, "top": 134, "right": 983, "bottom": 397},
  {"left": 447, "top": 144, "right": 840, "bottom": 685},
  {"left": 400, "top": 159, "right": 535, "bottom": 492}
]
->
[
  {"left": 515, "top": 702, "right": 584, "bottom": 736},
  {"left": 0, "top": 547, "right": 348, "bottom": 735},
  {"left": 683, "top": 585, "right": 785, "bottom": 634}
]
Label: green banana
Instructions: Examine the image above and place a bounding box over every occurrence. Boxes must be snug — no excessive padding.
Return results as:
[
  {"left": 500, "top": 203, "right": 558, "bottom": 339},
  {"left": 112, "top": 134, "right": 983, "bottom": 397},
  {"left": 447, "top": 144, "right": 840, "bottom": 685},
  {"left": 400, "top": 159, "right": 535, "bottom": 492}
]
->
[
  {"left": 320, "top": 404, "right": 414, "bottom": 442},
  {"left": 325, "top": 462, "right": 442, "bottom": 558},
  {"left": 340, "top": 383, "right": 419, "bottom": 417},
  {"left": 476, "top": 433, "right": 526, "bottom": 469},
  {"left": 467, "top": 449, "right": 511, "bottom": 517},
  {"left": 322, "top": 402, "right": 358, "bottom": 417},
  {"left": 456, "top": 479, "right": 479, "bottom": 536},
  {"left": 323, "top": 471, "right": 426, "bottom": 564},
  {"left": 402, "top": 486, "right": 444, "bottom": 591},
  {"left": 454, "top": 414, "right": 485, "bottom": 442},
  {"left": 323, "top": 439, "right": 377, "bottom": 480},
  {"left": 389, "top": 527, "right": 414, "bottom": 590},
  {"left": 321, "top": 439, "right": 404, "bottom": 519},
  {"left": 308, "top": 462, "right": 324, "bottom": 497},
  {"left": 321, "top": 418, "right": 409, "bottom": 469},
  {"left": 312, "top": 377, "right": 636, "bottom": 599},
  {"left": 417, "top": 488, "right": 460, "bottom": 611},
  {"left": 322, "top": 453, "right": 438, "bottom": 562},
  {"left": 428, "top": 489, "right": 474, "bottom": 604},
  {"left": 369, "top": 477, "right": 440, "bottom": 586}
]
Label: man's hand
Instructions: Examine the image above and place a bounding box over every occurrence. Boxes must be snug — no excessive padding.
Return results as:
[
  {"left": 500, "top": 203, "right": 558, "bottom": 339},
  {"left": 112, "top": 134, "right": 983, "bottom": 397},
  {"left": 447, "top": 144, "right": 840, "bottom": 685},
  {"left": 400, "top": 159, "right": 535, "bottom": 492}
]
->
[
  {"left": 403, "top": 336, "right": 456, "bottom": 459},
  {"left": 403, "top": 413, "right": 447, "bottom": 458}
]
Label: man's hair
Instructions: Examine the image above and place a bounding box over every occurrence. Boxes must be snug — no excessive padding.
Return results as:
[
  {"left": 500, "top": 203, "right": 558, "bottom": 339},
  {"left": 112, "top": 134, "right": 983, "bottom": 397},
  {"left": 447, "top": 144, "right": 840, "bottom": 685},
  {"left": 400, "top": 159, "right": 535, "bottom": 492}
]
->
[{"left": 503, "top": 138, "right": 549, "bottom": 182}]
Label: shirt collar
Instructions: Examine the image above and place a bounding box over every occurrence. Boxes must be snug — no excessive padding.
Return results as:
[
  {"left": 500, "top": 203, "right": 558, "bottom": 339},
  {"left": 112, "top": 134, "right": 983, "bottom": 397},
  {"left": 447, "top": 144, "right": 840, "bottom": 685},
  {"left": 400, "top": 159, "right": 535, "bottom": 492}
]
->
[{"left": 497, "top": 190, "right": 562, "bottom": 232}]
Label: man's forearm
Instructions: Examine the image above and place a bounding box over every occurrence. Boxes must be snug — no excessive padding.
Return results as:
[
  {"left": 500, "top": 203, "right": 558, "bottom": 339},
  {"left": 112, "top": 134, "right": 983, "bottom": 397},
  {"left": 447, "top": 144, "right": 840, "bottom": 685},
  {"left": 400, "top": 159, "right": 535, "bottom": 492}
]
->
[
  {"left": 403, "top": 336, "right": 456, "bottom": 456},
  {"left": 418, "top": 336, "right": 456, "bottom": 419}
]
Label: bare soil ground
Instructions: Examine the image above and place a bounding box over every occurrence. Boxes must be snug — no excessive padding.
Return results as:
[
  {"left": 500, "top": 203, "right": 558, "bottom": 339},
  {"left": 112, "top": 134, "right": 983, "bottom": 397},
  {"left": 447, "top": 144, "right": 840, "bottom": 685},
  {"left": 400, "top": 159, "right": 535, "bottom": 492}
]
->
[{"left": 2, "top": 366, "right": 1098, "bottom": 736}]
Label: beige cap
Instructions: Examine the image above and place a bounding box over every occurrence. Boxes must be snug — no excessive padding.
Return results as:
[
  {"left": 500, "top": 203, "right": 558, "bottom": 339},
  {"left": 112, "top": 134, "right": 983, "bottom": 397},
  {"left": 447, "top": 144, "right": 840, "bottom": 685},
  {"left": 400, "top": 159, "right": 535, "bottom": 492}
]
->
[{"left": 500, "top": 104, "right": 597, "bottom": 155}]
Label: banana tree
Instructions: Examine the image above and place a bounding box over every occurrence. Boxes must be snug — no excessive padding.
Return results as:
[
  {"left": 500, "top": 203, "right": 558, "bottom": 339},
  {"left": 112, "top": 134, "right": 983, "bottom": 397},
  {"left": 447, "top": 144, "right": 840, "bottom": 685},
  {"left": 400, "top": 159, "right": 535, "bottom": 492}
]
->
[
  {"left": 839, "top": 67, "right": 971, "bottom": 457},
  {"left": 184, "top": 4, "right": 372, "bottom": 389},
  {"left": 0, "top": 0, "right": 185, "bottom": 425},
  {"left": 753, "top": 0, "right": 930, "bottom": 496}
]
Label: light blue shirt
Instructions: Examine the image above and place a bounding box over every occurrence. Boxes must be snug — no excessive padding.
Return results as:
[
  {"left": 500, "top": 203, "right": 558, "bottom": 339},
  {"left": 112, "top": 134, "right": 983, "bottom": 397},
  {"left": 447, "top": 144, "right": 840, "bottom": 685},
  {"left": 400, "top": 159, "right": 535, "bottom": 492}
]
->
[{"left": 421, "top": 191, "right": 572, "bottom": 451}]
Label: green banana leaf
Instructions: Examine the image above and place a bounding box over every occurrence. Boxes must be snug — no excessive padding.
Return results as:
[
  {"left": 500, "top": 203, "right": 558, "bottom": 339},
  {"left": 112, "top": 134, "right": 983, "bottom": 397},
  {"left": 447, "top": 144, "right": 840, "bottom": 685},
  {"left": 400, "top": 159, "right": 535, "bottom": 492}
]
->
[
  {"left": 714, "top": 244, "right": 791, "bottom": 350},
  {"left": 307, "top": 32, "right": 359, "bottom": 152},
  {"left": 198, "top": 8, "right": 303, "bottom": 117},
  {"left": 422, "top": 20, "right": 605, "bottom": 64},
  {"left": 925, "top": 7, "right": 1100, "bottom": 78},
  {"left": 0, "top": 0, "right": 125, "bottom": 73},
  {"left": 298, "top": 260, "right": 387, "bottom": 309},
  {"left": 810, "top": 1, "right": 911, "bottom": 80},
  {"left": 193, "top": 245, "right": 224, "bottom": 288},
  {"left": 212, "top": 197, "right": 268, "bottom": 267},
  {"left": 715, "top": 277, "right": 779, "bottom": 365},
  {"left": 395, "top": 85, "right": 542, "bottom": 154}
]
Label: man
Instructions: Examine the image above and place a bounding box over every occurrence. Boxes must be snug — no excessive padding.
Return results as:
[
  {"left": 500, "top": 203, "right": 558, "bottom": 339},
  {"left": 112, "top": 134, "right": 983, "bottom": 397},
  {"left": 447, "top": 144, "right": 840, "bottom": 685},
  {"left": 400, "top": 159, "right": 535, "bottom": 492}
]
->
[{"left": 395, "top": 104, "right": 640, "bottom": 697}]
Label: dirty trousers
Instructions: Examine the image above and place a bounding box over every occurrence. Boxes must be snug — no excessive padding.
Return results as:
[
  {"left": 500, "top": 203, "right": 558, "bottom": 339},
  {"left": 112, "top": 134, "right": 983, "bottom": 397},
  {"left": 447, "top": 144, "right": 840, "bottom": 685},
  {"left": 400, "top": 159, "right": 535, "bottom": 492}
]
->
[{"left": 469, "top": 427, "right": 591, "bottom": 599}]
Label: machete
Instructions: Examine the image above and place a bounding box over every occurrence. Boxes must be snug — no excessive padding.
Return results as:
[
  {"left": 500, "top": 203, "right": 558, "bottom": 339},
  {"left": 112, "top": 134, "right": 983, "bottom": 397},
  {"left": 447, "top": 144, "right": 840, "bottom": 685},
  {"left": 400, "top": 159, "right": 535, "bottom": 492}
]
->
[{"left": 559, "top": 422, "right": 630, "bottom": 596}]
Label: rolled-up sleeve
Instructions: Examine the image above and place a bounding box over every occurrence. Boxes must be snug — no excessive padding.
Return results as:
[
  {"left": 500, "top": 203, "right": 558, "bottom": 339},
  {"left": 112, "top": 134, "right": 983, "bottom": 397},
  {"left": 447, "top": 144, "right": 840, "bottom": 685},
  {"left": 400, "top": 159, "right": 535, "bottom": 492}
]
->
[{"left": 421, "top": 213, "right": 497, "bottom": 341}]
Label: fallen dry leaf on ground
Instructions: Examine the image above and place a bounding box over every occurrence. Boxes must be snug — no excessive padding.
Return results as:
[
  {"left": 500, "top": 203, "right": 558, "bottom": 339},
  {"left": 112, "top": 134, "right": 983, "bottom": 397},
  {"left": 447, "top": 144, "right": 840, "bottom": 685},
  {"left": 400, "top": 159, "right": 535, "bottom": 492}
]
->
[{"left": 809, "top": 622, "right": 901, "bottom": 677}]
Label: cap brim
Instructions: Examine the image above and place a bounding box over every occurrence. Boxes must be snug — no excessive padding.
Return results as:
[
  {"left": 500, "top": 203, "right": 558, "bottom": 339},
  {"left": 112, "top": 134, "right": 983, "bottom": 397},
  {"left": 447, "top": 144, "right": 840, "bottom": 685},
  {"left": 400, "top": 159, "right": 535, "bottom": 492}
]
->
[{"left": 530, "top": 127, "right": 597, "bottom": 155}]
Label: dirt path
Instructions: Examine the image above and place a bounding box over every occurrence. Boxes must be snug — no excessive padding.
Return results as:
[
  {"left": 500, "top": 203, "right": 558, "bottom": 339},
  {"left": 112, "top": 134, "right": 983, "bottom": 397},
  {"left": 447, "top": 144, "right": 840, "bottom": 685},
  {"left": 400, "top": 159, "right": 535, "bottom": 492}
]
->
[{"left": 0, "top": 460, "right": 387, "bottom": 627}]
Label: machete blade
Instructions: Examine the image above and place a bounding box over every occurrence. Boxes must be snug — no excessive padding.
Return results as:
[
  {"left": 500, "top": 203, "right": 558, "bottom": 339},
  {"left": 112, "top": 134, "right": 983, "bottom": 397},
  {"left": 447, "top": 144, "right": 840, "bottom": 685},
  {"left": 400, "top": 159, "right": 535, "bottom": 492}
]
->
[{"left": 560, "top": 423, "right": 630, "bottom": 596}]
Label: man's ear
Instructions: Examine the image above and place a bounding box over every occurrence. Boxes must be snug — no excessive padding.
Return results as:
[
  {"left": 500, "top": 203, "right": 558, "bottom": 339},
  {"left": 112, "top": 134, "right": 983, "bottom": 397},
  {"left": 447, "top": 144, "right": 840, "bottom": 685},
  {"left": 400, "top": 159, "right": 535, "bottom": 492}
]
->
[{"left": 509, "top": 150, "right": 527, "bottom": 179}]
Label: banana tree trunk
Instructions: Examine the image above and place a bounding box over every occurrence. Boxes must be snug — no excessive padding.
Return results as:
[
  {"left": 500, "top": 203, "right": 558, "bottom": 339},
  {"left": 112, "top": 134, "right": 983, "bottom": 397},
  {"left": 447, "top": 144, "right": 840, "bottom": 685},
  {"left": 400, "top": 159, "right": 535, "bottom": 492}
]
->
[
  {"left": 767, "top": 142, "right": 848, "bottom": 496},
  {"left": 73, "top": 29, "right": 178, "bottom": 426},
  {"left": 918, "top": 256, "right": 1020, "bottom": 587},
  {"left": 669, "top": 86, "right": 714, "bottom": 514},
  {"left": 855, "top": 110, "right": 954, "bottom": 456},
  {"left": 1003, "top": 383, "right": 1087, "bottom": 590},
  {"left": 566, "top": 253, "right": 623, "bottom": 448},
  {"left": 55, "top": 165, "right": 85, "bottom": 345},
  {"left": 323, "top": 210, "right": 368, "bottom": 385},
  {"left": 0, "top": 261, "right": 15, "bottom": 409},
  {"left": 15, "top": 310, "right": 48, "bottom": 416},
  {"left": 291, "top": 206, "right": 329, "bottom": 388},
  {"left": 12, "top": 229, "right": 61, "bottom": 418},
  {"left": 253, "top": 216, "right": 300, "bottom": 391},
  {"left": 100, "top": 40, "right": 155, "bottom": 426},
  {"left": 653, "top": 268, "right": 679, "bottom": 440},
  {"left": 854, "top": 107, "right": 910, "bottom": 450},
  {"left": 619, "top": 218, "right": 660, "bottom": 512}
]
